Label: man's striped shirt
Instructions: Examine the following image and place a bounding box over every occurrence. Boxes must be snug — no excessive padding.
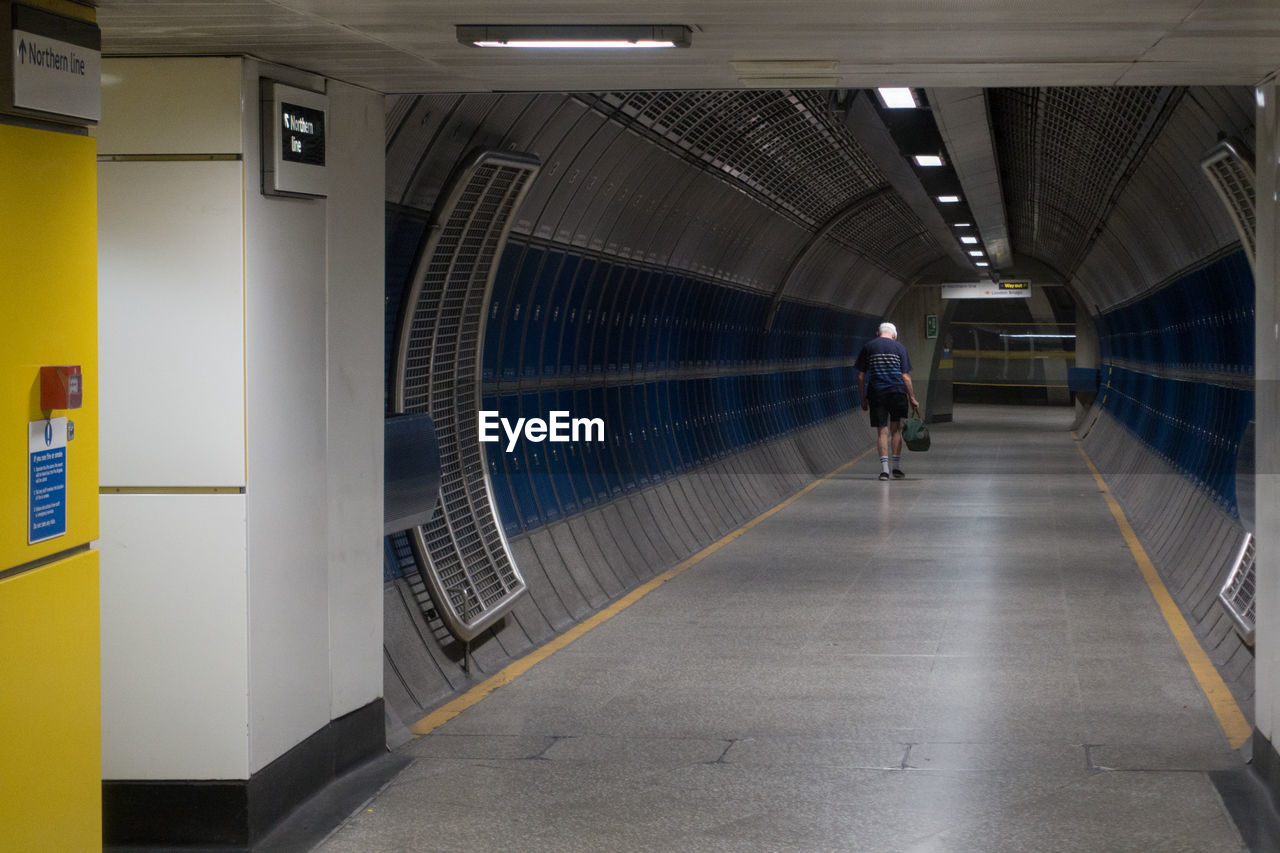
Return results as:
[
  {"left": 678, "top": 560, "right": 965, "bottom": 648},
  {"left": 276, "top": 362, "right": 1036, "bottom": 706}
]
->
[{"left": 854, "top": 336, "right": 912, "bottom": 396}]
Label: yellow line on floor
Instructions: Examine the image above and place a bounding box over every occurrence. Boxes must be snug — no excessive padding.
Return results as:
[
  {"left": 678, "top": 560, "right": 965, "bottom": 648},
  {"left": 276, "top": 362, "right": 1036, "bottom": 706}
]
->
[
  {"left": 1073, "top": 436, "right": 1251, "bottom": 749},
  {"left": 410, "top": 447, "right": 875, "bottom": 736}
]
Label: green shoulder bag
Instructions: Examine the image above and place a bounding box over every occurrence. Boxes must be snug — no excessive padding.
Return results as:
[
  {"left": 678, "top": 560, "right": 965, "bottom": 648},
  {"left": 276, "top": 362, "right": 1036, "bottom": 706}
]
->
[{"left": 902, "top": 405, "right": 931, "bottom": 452}]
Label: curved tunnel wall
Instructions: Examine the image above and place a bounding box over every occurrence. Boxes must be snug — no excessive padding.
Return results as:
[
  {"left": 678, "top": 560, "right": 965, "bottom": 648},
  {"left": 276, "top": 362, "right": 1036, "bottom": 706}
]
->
[
  {"left": 479, "top": 238, "right": 878, "bottom": 537},
  {"left": 381, "top": 91, "right": 901, "bottom": 736},
  {"left": 1095, "top": 250, "right": 1254, "bottom": 512},
  {"left": 1083, "top": 250, "right": 1256, "bottom": 711},
  {"left": 1072, "top": 86, "right": 1258, "bottom": 713},
  {"left": 382, "top": 84, "right": 1263, "bottom": 737}
]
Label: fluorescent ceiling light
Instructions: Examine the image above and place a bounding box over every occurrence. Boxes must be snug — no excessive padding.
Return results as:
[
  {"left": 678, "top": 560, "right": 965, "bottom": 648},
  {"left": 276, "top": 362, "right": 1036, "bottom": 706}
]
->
[
  {"left": 960, "top": 236, "right": 979, "bottom": 244},
  {"left": 952, "top": 222, "right": 971, "bottom": 227},
  {"left": 913, "top": 154, "right": 944, "bottom": 167},
  {"left": 458, "top": 24, "right": 692, "bottom": 49},
  {"left": 877, "top": 87, "right": 919, "bottom": 109},
  {"left": 475, "top": 40, "right": 676, "bottom": 48},
  {"left": 938, "top": 195, "right": 960, "bottom": 203},
  {"left": 968, "top": 250, "right": 984, "bottom": 257},
  {"left": 975, "top": 261, "right": 990, "bottom": 267}
]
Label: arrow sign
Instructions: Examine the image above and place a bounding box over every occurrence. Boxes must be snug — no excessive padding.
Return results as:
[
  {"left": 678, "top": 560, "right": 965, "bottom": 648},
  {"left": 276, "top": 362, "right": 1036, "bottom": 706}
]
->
[
  {"left": 10, "top": 31, "right": 101, "bottom": 121},
  {"left": 8, "top": 5, "right": 101, "bottom": 123}
]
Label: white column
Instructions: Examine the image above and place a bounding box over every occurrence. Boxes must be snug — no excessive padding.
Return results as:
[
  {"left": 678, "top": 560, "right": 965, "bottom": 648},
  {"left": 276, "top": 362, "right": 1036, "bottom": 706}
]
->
[
  {"left": 97, "top": 57, "right": 252, "bottom": 780},
  {"left": 98, "top": 56, "right": 385, "bottom": 784}
]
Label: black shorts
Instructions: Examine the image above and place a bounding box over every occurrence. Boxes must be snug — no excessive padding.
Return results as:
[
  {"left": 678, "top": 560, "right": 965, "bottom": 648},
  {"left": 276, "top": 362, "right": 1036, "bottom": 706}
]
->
[{"left": 868, "top": 391, "right": 909, "bottom": 428}]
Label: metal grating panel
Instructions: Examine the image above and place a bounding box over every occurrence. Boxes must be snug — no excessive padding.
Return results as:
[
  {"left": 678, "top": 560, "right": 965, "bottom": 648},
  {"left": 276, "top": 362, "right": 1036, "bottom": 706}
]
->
[
  {"left": 990, "top": 87, "right": 1175, "bottom": 278},
  {"left": 389, "top": 530, "right": 453, "bottom": 645},
  {"left": 1218, "top": 532, "right": 1256, "bottom": 646},
  {"left": 826, "top": 191, "right": 940, "bottom": 276},
  {"left": 1201, "top": 139, "right": 1256, "bottom": 269},
  {"left": 594, "top": 91, "right": 886, "bottom": 231},
  {"left": 394, "top": 150, "right": 541, "bottom": 642}
]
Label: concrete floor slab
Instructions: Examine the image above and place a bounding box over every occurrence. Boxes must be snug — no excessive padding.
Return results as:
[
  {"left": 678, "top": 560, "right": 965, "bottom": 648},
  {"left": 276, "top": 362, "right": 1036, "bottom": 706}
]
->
[{"left": 320, "top": 405, "right": 1250, "bottom": 852}]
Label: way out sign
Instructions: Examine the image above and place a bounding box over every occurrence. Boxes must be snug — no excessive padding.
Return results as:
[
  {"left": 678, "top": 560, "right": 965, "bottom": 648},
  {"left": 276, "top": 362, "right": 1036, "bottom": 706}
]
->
[{"left": 29, "top": 417, "right": 67, "bottom": 544}]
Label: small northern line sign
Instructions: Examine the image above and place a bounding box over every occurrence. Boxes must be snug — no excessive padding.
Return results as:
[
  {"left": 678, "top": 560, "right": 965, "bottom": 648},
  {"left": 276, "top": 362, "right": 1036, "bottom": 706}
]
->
[
  {"left": 17, "top": 37, "right": 89, "bottom": 75},
  {"left": 9, "top": 4, "right": 102, "bottom": 122}
]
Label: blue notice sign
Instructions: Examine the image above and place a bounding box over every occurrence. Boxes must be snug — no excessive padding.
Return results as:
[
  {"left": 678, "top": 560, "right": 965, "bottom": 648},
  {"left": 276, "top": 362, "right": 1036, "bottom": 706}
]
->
[{"left": 29, "top": 418, "right": 67, "bottom": 544}]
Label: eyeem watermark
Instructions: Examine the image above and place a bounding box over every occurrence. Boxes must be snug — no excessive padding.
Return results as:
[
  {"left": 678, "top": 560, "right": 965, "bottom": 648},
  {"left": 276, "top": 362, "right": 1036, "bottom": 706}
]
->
[{"left": 479, "top": 410, "right": 605, "bottom": 452}]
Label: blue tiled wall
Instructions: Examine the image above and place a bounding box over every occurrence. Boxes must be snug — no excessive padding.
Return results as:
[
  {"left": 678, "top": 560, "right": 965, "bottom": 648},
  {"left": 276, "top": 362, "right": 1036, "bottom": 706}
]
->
[
  {"left": 384, "top": 226, "right": 882, "bottom": 576},
  {"left": 1097, "top": 251, "right": 1253, "bottom": 373},
  {"left": 479, "top": 239, "right": 878, "bottom": 537},
  {"left": 1097, "top": 250, "right": 1254, "bottom": 513},
  {"left": 482, "top": 242, "right": 871, "bottom": 382}
]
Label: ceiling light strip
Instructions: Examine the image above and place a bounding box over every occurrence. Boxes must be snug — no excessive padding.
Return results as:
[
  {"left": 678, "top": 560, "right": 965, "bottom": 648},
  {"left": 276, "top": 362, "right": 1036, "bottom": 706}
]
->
[{"left": 459, "top": 24, "right": 692, "bottom": 49}]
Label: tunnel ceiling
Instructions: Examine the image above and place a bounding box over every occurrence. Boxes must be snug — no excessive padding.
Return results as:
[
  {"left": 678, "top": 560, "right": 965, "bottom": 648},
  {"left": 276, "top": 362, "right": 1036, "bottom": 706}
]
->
[
  {"left": 96, "top": 1, "right": 1280, "bottom": 93},
  {"left": 96, "top": 5, "right": 1266, "bottom": 313},
  {"left": 386, "top": 84, "right": 1254, "bottom": 316},
  {"left": 590, "top": 91, "right": 950, "bottom": 283},
  {"left": 990, "top": 86, "right": 1178, "bottom": 283}
]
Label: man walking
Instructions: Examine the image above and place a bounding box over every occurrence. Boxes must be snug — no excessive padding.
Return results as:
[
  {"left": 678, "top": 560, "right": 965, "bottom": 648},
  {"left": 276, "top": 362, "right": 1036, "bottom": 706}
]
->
[{"left": 855, "top": 322, "right": 920, "bottom": 481}]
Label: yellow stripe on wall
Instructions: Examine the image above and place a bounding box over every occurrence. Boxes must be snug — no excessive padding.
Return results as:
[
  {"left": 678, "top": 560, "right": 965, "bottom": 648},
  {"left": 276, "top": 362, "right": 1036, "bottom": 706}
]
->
[
  {"left": 953, "top": 382, "right": 1069, "bottom": 389},
  {"left": 101, "top": 486, "right": 246, "bottom": 495},
  {"left": 950, "top": 349, "right": 1076, "bottom": 360}
]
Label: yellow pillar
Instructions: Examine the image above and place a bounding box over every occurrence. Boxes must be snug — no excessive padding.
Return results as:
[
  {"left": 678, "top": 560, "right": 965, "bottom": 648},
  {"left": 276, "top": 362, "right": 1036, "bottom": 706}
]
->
[{"left": 0, "top": 122, "right": 101, "bottom": 851}]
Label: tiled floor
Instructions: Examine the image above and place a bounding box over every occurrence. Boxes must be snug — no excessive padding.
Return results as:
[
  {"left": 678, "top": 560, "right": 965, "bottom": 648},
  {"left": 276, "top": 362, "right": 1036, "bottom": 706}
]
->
[{"left": 320, "top": 405, "right": 1248, "bottom": 852}]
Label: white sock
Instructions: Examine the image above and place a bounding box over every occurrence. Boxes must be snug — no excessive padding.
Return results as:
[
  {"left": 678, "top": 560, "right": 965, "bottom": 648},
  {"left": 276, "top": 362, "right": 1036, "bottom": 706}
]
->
[
  {"left": 892, "top": 455, "right": 901, "bottom": 469},
  {"left": 880, "top": 456, "right": 890, "bottom": 474}
]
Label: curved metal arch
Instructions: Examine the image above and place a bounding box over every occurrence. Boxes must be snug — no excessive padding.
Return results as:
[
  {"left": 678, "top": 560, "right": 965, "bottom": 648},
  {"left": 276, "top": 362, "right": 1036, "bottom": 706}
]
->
[
  {"left": 764, "top": 186, "right": 895, "bottom": 331},
  {"left": 1200, "top": 138, "right": 1256, "bottom": 270},
  {"left": 393, "top": 149, "right": 541, "bottom": 642}
]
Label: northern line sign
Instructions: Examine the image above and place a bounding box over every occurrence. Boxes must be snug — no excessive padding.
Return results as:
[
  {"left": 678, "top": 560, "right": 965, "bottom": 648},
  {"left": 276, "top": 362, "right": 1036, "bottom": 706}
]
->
[{"left": 7, "top": 3, "right": 101, "bottom": 123}]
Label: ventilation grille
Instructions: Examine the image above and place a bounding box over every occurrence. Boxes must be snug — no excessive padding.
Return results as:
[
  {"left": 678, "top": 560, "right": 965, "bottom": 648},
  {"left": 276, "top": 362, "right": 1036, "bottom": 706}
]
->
[
  {"left": 1201, "top": 139, "right": 1256, "bottom": 269},
  {"left": 590, "top": 90, "right": 937, "bottom": 280},
  {"left": 595, "top": 90, "right": 884, "bottom": 229},
  {"left": 991, "top": 87, "right": 1173, "bottom": 278},
  {"left": 394, "top": 150, "right": 540, "bottom": 642},
  {"left": 826, "top": 191, "right": 940, "bottom": 276},
  {"left": 388, "top": 530, "right": 453, "bottom": 645},
  {"left": 1218, "top": 532, "right": 1256, "bottom": 646}
]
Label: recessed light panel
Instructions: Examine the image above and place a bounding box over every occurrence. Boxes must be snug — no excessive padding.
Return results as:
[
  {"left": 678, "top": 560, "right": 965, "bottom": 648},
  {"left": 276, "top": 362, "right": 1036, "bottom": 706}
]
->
[
  {"left": 458, "top": 24, "right": 692, "bottom": 49},
  {"left": 474, "top": 40, "right": 675, "bottom": 48},
  {"left": 877, "top": 87, "right": 919, "bottom": 109},
  {"left": 960, "top": 236, "right": 979, "bottom": 244},
  {"left": 938, "top": 195, "right": 960, "bottom": 203},
  {"left": 913, "top": 154, "right": 944, "bottom": 167},
  {"left": 968, "top": 250, "right": 984, "bottom": 257}
]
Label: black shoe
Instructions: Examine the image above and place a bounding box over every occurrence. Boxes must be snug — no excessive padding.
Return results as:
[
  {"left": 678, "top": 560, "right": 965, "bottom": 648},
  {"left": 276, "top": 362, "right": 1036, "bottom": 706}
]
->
[
  {"left": 892, "top": 469, "right": 906, "bottom": 479},
  {"left": 878, "top": 471, "right": 890, "bottom": 481}
]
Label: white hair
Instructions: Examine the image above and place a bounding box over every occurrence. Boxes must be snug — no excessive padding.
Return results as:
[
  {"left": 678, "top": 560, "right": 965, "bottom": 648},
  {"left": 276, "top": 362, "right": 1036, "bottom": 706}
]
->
[{"left": 878, "top": 322, "right": 897, "bottom": 338}]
